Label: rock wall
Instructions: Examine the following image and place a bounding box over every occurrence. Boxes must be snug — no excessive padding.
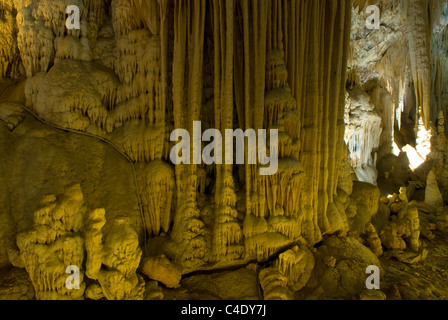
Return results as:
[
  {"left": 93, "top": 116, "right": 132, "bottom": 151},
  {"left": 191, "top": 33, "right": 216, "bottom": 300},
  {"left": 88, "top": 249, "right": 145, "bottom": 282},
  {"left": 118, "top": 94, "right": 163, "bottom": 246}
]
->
[{"left": 0, "top": 0, "right": 447, "bottom": 301}]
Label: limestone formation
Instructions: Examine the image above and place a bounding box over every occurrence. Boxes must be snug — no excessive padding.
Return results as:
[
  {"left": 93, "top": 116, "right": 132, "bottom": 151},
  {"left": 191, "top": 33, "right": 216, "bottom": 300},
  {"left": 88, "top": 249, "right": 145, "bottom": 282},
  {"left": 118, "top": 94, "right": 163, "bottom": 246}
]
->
[
  {"left": 437, "top": 210, "right": 448, "bottom": 233},
  {"left": 96, "top": 219, "right": 145, "bottom": 300},
  {"left": 366, "top": 223, "right": 383, "bottom": 257},
  {"left": 144, "top": 281, "right": 164, "bottom": 300},
  {"left": 14, "top": 184, "right": 87, "bottom": 300},
  {"left": 379, "top": 196, "right": 422, "bottom": 252},
  {"left": 275, "top": 245, "right": 315, "bottom": 292},
  {"left": 0, "top": 102, "right": 25, "bottom": 130},
  {"left": 0, "top": 0, "right": 448, "bottom": 301},
  {"left": 425, "top": 168, "right": 444, "bottom": 208},
  {"left": 7, "top": 183, "right": 145, "bottom": 300},
  {"left": 345, "top": 87, "right": 382, "bottom": 185},
  {"left": 141, "top": 255, "right": 181, "bottom": 289},
  {"left": 136, "top": 160, "right": 174, "bottom": 236},
  {"left": 380, "top": 217, "right": 407, "bottom": 251}
]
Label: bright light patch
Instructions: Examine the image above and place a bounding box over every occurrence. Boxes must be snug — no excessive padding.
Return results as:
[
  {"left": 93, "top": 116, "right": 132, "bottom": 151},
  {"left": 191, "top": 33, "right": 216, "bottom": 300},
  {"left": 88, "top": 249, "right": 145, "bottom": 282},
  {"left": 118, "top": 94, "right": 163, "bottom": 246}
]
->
[
  {"left": 392, "top": 141, "right": 401, "bottom": 156},
  {"left": 403, "top": 144, "right": 425, "bottom": 170},
  {"left": 415, "top": 114, "right": 432, "bottom": 162},
  {"left": 402, "top": 109, "right": 432, "bottom": 171}
]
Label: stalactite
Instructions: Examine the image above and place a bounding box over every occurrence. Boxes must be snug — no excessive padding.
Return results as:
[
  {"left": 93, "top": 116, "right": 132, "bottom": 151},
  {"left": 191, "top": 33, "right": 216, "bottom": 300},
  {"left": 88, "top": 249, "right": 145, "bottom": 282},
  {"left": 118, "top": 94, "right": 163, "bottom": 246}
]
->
[
  {"left": 7, "top": 0, "right": 361, "bottom": 278},
  {"left": 112, "top": 121, "right": 165, "bottom": 162},
  {"left": 16, "top": 3, "right": 55, "bottom": 77},
  {"left": 245, "top": 233, "right": 291, "bottom": 262},
  {"left": 210, "top": 0, "right": 244, "bottom": 262},
  {"left": 370, "top": 87, "right": 395, "bottom": 156},
  {"left": 403, "top": 0, "right": 446, "bottom": 129},
  {"left": 407, "top": 0, "right": 432, "bottom": 130},
  {"left": 432, "top": 24, "right": 448, "bottom": 122},
  {"left": 136, "top": 160, "right": 174, "bottom": 236},
  {"left": 109, "top": 0, "right": 167, "bottom": 163},
  {"left": 15, "top": 0, "right": 106, "bottom": 77},
  {"left": 0, "top": 0, "right": 21, "bottom": 78},
  {"left": 169, "top": 0, "right": 208, "bottom": 268},
  {"left": 279, "top": 0, "right": 351, "bottom": 241}
]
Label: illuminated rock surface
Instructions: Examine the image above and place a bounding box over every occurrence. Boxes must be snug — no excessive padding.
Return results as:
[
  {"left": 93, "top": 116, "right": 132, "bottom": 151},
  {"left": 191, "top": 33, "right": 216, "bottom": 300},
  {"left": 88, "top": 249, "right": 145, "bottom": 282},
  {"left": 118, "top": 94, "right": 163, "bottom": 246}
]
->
[{"left": 0, "top": 0, "right": 448, "bottom": 300}]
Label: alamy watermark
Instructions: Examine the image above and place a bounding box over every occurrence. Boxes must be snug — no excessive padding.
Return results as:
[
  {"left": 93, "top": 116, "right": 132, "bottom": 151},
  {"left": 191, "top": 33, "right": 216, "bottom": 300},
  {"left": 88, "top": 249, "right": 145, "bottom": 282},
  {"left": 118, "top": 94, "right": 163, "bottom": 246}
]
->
[
  {"left": 66, "top": 265, "right": 80, "bottom": 290},
  {"left": 366, "top": 5, "right": 380, "bottom": 30},
  {"left": 170, "top": 121, "right": 279, "bottom": 176},
  {"left": 365, "top": 265, "right": 380, "bottom": 290}
]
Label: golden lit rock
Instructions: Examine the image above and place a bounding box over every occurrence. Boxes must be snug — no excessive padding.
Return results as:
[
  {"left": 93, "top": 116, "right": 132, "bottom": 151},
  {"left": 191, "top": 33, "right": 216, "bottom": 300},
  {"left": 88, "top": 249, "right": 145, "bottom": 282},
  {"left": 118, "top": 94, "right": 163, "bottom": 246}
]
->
[{"left": 0, "top": 0, "right": 447, "bottom": 301}]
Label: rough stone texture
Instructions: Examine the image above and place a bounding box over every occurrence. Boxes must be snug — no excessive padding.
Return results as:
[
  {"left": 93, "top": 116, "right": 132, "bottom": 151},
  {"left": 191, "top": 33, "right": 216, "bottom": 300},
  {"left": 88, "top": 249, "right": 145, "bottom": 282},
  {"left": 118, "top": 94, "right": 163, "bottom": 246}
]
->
[
  {"left": 0, "top": 267, "right": 35, "bottom": 300},
  {"left": 179, "top": 268, "right": 260, "bottom": 300},
  {"left": 14, "top": 184, "right": 87, "bottom": 300},
  {"left": 425, "top": 168, "right": 444, "bottom": 208},
  {"left": 0, "top": 0, "right": 447, "bottom": 301},
  {"left": 346, "top": 181, "right": 381, "bottom": 234},
  {"left": 141, "top": 255, "right": 182, "bottom": 289},
  {"left": 298, "top": 236, "right": 382, "bottom": 300},
  {"left": 345, "top": 87, "right": 382, "bottom": 185}
]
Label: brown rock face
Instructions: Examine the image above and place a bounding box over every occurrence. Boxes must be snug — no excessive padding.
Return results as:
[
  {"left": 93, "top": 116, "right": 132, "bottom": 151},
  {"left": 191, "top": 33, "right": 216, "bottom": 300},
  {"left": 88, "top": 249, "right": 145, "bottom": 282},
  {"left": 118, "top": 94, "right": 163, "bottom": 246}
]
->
[
  {"left": 0, "top": 0, "right": 447, "bottom": 301},
  {"left": 141, "top": 255, "right": 182, "bottom": 289}
]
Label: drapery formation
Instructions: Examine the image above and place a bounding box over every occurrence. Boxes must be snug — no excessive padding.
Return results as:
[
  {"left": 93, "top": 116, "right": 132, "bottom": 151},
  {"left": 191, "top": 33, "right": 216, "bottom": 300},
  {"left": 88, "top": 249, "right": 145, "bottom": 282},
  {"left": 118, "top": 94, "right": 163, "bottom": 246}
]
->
[
  {"left": 4, "top": 0, "right": 353, "bottom": 269},
  {"left": 140, "top": 0, "right": 353, "bottom": 267}
]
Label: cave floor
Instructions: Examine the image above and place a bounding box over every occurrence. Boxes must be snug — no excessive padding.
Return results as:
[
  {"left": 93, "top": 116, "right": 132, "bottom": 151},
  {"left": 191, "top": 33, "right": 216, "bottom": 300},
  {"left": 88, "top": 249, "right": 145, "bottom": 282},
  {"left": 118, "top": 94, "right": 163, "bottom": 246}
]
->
[{"left": 379, "top": 215, "right": 448, "bottom": 300}]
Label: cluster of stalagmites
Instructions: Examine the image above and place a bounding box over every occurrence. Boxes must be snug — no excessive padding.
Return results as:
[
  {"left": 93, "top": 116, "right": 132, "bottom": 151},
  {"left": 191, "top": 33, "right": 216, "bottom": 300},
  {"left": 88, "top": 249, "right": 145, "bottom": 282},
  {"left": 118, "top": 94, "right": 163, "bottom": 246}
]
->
[
  {"left": 2, "top": 0, "right": 448, "bottom": 301},
  {"left": 378, "top": 188, "right": 420, "bottom": 252},
  {"left": 0, "top": 0, "right": 375, "bottom": 300},
  {"left": 243, "top": 49, "right": 303, "bottom": 263},
  {"left": 344, "top": 87, "right": 382, "bottom": 185},
  {"left": 8, "top": 184, "right": 145, "bottom": 300}
]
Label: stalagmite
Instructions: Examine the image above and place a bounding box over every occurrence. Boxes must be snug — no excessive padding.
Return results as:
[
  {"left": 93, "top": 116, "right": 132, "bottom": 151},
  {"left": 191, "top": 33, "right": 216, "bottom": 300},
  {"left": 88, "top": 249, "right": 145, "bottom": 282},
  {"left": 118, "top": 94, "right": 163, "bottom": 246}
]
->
[
  {"left": 25, "top": 60, "right": 118, "bottom": 132},
  {"left": 85, "top": 208, "right": 106, "bottom": 280},
  {"left": 366, "top": 223, "right": 383, "bottom": 257},
  {"left": 3, "top": 0, "right": 448, "bottom": 301},
  {"left": 346, "top": 181, "right": 380, "bottom": 234},
  {"left": 258, "top": 267, "right": 293, "bottom": 300},
  {"left": 97, "top": 219, "right": 145, "bottom": 300},
  {"left": 136, "top": 160, "right": 174, "bottom": 235},
  {"left": 275, "top": 245, "right": 315, "bottom": 291},
  {"left": 398, "top": 204, "right": 421, "bottom": 252},
  {"left": 425, "top": 168, "right": 444, "bottom": 208},
  {"left": 141, "top": 255, "right": 182, "bottom": 288},
  {"left": 0, "top": 1, "right": 21, "bottom": 78},
  {"left": 15, "top": 184, "right": 87, "bottom": 300},
  {"left": 169, "top": 0, "right": 209, "bottom": 268}
]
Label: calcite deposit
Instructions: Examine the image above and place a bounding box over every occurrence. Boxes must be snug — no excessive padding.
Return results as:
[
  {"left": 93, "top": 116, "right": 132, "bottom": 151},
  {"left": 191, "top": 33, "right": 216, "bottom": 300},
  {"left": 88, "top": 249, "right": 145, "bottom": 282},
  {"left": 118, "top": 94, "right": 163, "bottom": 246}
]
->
[{"left": 0, "top": 0, "right": 448, "bottom": 301}]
